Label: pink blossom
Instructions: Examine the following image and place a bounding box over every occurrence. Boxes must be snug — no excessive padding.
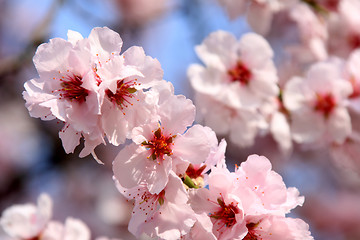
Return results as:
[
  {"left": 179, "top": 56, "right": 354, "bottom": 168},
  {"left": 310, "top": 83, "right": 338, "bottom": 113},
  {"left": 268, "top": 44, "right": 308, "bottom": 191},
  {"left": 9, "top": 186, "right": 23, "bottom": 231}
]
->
[
  {"left": 328, "top": 0, "right": 360, "bottom": 57},
  {"left": 188, "top": 167, "right": 248, "bottom": 240},
  {"left": 288, "top": 2, "right": 328, "bottom": 62},
  {"left": 193, "top": 93, "right": 268, "bottom": 148},
  {"left": 189, "top": 30, "right": 278, "bottom": 109},
  {"left": 97, "top": 46, "right": 163, "bottom": 146},
  {"left": 243, "top": 214, "right": 313, "bottom": 240},
  {"left": 182, "top": 129, "right": 227, "bottom": 189},
  {"left": 0, "top": 194, "right": 52, "bottom": 239},
  {"left": 41, "top": 218, "right": 91, "bottom": 240},
  {"left": 283, "top": 61, "right": 353, "bottom": 145},
  {"left": 113, "top": 83, "right": 214, "bottom": 194},
  {"left": 116, "top": 172, "right": 196, "bottom": 239},
  {"left": 188, "top": 31, "right": 278, "bottom": 148},
  {"left": 182, "top": 213, "right": 217, "bottom": 240},
  {"left": 234, "top": 155, "right": 304, "bottom": 216},
  {"left": 23, "top": 27, "right": 125, "bottom": 162},
  {"left": 189, "top": 154, "right": 310, "bottom": 239},
  {"left": 217, "top": 0, "right": 290, "bottom": 35}
]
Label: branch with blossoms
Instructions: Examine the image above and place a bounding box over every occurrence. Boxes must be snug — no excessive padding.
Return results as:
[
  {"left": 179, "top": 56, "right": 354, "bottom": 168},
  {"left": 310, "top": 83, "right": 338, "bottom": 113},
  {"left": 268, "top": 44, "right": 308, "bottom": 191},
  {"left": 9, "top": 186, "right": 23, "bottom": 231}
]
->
[{"left": 0, "top": 26, "right": 314, "bottom": 239}]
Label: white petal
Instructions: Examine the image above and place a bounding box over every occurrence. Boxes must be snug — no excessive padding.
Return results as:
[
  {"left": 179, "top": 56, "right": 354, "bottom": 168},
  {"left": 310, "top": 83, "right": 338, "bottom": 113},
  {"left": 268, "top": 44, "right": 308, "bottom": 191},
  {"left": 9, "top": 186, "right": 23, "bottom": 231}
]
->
[
  {"left": 239, "top": 33, "right": 274, "bottom": 69},
  {"left": 67, "top": 30, "right": 84, "bottom": 45},
  {"left": 195, "top": 30, "right": 238, "bottom": 70},
  {"left": 270, "top": 112, "right": 292, "bottom": 153},
  {"left": 173, "top": 125, "right": 212, "bottom": 165},
  {"left": 63, "top": 218, "right": 90, "bottom": 240},
  {"left": 59, "top": 125, "right": 81, "bottom": 154},
  {"left": 327, "top": 107, "right": 352, "bottom": 144},
  {"left": 290, "top": 110, "right": 324, "bottom": 144}
]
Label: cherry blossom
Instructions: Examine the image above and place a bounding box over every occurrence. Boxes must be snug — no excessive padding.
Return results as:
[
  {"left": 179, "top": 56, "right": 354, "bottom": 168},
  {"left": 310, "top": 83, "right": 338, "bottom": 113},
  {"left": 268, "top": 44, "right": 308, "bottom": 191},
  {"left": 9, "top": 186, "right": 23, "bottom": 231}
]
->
[
  {"left": 188, "top": 166, "right": 248, "bottom": 240},
  {"left": 115, "top": 172, "right": 196, "bottom": 239},
  {"left": 288, "top": 2, "right": 328, "bottom": 62},
  {"left": 0, "top": 193, "right": 119, "bottom": 240},
  {"left": 193, "top": 93, "right": 268, "bottom": 148},
  {"left": 217, "top": 0, "right": 290, "bottom": 35},
  {"left": 23, "top": 27, "right": 126, "bottom": 162},
  {"left": 328, "top": 0, "right": 360, "bottom": 57},
  {"left": 243, "top": 214, "right": 313, "bottom": 240},
  {"left": 0, "top": 194, "right": 52, "bottom": 239},
  {"left": 283, "top": 60, "right": 353, "bottom": 145},
  {"left": 234, "top": 155, "right": 304, "bottom": 216},
  {"left": 189, "top": 154, "right": 310, "bottom": 240},
  {"left": 97, "top": 46, "right": 163, "bottom": 146},
  {"left": 41, "top": 218, "right": 91, "bottom": 240},
  {"left": 189, "top": 30, "right": 278, "bottom": 109},
  {"left": 188, "top": 30, "right": 278, "bottom": 148},
  {"left": 113, "top": 81, "right": 217, "bottom": 194}
]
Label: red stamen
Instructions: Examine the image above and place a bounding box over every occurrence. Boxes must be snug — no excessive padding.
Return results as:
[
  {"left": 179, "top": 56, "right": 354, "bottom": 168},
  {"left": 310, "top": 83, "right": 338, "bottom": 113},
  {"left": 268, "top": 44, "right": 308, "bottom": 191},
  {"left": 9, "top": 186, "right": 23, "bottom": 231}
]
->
[
  {"left": 210, "top": 195, "right": 240, "bottom": 228},
  {"left": 142, "top": 128, "right": 176, "bottom": 163},
  {"left": 105, "top": 79, "right": 137, "bottom": 110},
  {"left": 228, "top": 61, "right": 252, "bottom": 85},
  {"left": 185, "top": 164, "right": 207, "bottom": 179},
  {"left": 59, "top": 74, "right": 88, "bottom": 103},
  {"left": 314, "top": 93, "right": 336, "bottom": 118},
  {"left": 243, "top": 222, "right": 261, "bottom": 240}
]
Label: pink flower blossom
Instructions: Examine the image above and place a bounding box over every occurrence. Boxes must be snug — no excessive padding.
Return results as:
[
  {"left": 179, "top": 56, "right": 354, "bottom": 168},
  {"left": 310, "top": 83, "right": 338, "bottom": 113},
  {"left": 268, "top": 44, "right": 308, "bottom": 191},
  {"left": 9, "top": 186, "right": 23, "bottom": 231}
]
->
[
  {"left": 193, "top": 93, "right": 268, "bottom": 148},
  {"left": 188, "top": 31, "right": 278, "bottom": 148},
  {"left": 288, "top": 2, "right": 328, "bottom": 62},
  {"left": 182, "top": 213, "right": 217, "bottom": 240},
  {"left": 243, "top": 214, "right": 313, "bottom": 240},
  {"left": 41, "top": 218, "right": 91, "bottom": 240},
  {"left": 113, "top": 83, "right": 215, "bottom": 194},
  {"left": 116, "top": 172, "right": 196, "bottom": 239},
  {"left": 283, "top": 61, "right": 353, "bottom": 145},
  {"left": 234, "top": 155, "right": 304, "bottom": 216},
  {"left": 189, "top": 30, "right": 278, "bottom": 109},
  {"left": 23, "top": 27, "right": 125, "bottom": 162},
  {"left": 189, "top": 154, "right": 310, "bottom": 240},
  {"left": 0, "top": 194, "right": 52, "bottom": 239},
  {"left": 329, "top": 0, "right": 360, "bottom": 57},
  {"left": 97, "top": 46, "right": 163, "bottom": 146},
  {"left": 189, "top": 167, "right": 248, "bottom": 240},
  {"left": 217, "top": 0, "right": 290, "bottom": 35}
]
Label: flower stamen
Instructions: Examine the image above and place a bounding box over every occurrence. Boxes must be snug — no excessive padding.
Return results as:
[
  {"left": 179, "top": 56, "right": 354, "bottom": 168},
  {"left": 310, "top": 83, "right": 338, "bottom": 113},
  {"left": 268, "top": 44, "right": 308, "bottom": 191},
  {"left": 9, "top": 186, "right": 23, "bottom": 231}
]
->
[{"left": 228, "top": 61, "right": 252, "bottom": 85}]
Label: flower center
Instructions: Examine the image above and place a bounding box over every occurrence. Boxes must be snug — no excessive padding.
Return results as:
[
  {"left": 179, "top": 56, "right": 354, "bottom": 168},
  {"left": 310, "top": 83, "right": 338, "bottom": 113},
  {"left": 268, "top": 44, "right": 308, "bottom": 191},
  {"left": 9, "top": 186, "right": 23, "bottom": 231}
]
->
[
  {"left": 243, "top": 222, "right": 260, "bottom": 240},
  {"left": 185, "top": 164, "right": 206, "bottom": 179},
  {"left": 59, "top": 74, "right": 88, "bottom": 103},
  {"left": 228, "top": 61, "right": 252, "bottom": 85},
  {"left": 210, "top": 196, "right": 240, "bottom": 228},
  {"left": 105, "top": 79, "right": 137, "bottom": 110},
  {"left": 142, "top": 128, "right": 176, "bottom": 162},
  {"left": 314, "top": 93, "right": 336, "bottom": 118}
]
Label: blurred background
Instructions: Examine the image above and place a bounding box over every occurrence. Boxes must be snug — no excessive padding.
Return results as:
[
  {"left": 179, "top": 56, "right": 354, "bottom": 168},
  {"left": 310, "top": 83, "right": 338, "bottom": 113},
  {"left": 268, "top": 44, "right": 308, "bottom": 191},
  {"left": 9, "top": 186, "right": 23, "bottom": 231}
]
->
[{"left": 0, "top": 0, "right": 359, "bottom": 239}]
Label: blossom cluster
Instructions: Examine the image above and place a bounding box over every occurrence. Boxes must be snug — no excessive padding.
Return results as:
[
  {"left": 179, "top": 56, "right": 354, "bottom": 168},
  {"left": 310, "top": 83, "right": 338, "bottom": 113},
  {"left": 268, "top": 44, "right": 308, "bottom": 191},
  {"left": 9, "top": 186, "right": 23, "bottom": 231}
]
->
[
  {"left": 1, "top": 27, "right": 313, "bottom": 239},
  {"left": 0, "top": 193, "right": 118, "bottom": 240},
  {"left": 189, "top": 0, "right": 360, "bottom": 160}
]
